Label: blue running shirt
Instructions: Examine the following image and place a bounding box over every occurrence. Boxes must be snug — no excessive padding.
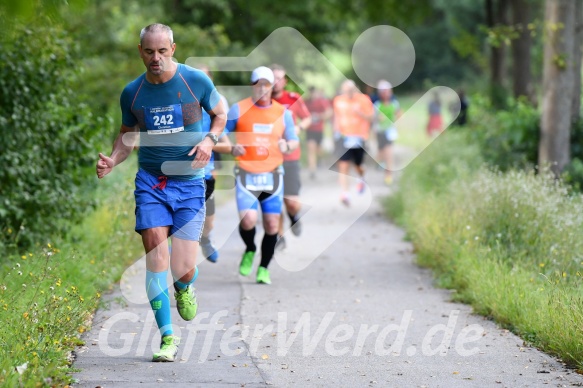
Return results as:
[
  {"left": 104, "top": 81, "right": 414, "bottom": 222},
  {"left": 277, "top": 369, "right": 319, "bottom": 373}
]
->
[{"left": 120, "top": 64, "right": 220, "bottom": 180}]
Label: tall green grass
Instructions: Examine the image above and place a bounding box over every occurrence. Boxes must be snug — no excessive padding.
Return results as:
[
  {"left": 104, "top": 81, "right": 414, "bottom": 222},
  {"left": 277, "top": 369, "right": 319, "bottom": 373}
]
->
[
  {"left": 0, "top": 156, "right": 143, "bottom": 386},
  {"left": 388, "top": 131, "right": 583, "bottom": 368}
]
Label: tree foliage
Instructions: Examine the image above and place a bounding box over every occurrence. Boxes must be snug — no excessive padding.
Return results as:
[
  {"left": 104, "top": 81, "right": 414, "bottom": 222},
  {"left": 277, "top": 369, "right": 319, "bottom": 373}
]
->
[
  {"left": 0, "top": 0, "right": 579, "bottom": 254},
  {"left": 0, "top": 25, "right": 106, "bottom": 250},
  {"left": 163, "top": 0, "right": 353, "bottom": 49}
]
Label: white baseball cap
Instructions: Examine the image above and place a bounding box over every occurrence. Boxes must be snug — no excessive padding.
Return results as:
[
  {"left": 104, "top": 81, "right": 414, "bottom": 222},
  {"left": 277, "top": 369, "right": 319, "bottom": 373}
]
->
[
  {"left": 251, "top": 66, "right": 274, "bottom": 84},
  {"left": 377, "top": 80, "right": 393, "bottom": 90}
]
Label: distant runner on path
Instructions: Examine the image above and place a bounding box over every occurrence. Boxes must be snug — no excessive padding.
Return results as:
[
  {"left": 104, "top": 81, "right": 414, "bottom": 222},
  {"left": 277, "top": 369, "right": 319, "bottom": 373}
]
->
[
  {"left": 332, "top": 80, "right": 374, "bottom": 207},
  {"left": 305, "top": 86, "right": 333, "bottom": 180},
  {"left": 374, "top": 80, "right": 401, "bottom": 185}
]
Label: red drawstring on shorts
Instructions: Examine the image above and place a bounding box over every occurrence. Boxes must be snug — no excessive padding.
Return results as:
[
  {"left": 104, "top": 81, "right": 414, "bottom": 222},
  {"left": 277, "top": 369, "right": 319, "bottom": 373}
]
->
[{"left": 152, "top": 176, "right": 168, "bottom": 190}]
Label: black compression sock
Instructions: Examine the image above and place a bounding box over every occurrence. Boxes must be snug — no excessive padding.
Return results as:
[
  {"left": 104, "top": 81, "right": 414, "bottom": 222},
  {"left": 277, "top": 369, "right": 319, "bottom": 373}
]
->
[
  {"left": 239, "top": 225, "right": 256, "bottom": 252},
  {"left": 260, "top": 233, "right": 278, "bottom": 268}
]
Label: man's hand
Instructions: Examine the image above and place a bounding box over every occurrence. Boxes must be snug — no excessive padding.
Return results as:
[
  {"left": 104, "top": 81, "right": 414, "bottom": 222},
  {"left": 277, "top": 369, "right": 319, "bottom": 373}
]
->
[
  {"left": 231, "top": 144, "right": 246, "bottom": 157},
  {"left": 278, "top": 139, "right": 289, "bottom": 154},
  {"left": 189, "top": 136, "right": 214, "bottom": 169},
  {"left": 96, "top": 153, "right": 115, "bottom": 179}
]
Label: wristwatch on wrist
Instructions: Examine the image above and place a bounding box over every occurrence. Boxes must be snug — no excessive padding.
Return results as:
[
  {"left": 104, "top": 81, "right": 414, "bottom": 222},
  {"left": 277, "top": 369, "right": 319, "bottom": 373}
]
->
[{"left": 205, "top": 133, "right": 219, "bottom": 145}]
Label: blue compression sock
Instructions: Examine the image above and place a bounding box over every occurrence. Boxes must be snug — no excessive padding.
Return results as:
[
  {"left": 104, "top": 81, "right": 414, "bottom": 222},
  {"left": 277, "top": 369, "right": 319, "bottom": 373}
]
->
[{"left": 146, "top": 270, "right": 173, "bottom": 337}]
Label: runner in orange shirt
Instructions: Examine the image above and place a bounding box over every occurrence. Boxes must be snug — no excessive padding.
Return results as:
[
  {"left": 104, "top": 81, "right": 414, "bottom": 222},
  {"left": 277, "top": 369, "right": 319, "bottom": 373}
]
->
[
  {"left": 227, "top": 66, "right": 299, "bottom": 284},
  {"left": 333, "top": 80, "right": 374, "bottom": 206}
]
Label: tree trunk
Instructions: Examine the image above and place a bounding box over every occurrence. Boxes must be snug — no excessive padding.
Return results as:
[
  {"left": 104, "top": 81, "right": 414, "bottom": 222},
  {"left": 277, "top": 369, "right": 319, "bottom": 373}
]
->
[
  {"left": 571, "top": 0, "right": 583, "bottom": 122},
  {"left": 539, "top": 0, "right": 576, "bottom": 176},
  {"left": 510, "top": 0, "right": 534, "bottom": 104},
  {"left": 487, "top": 0, "right": 510, "bottom": 107}
]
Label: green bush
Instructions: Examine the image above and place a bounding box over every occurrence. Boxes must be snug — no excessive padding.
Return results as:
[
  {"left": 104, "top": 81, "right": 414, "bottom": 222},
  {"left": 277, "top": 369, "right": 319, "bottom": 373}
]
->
[
  {"left": 461, "top": 95, "right": 540, "bottom": 171},
  {"left": 0, "top": 25, "right": 108, "bottom": 251},
  {"left": 460, "top": 95, "right": 583, "bottom": 191}
]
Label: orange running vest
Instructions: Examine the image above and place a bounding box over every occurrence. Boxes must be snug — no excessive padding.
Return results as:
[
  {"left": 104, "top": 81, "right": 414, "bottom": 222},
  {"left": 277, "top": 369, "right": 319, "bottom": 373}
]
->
[
  {"left": 333, "top": 93, "right": 373, "bottom": 140},
  {"left": 234, "top": 98, "right": 286, "bottom": 173}
]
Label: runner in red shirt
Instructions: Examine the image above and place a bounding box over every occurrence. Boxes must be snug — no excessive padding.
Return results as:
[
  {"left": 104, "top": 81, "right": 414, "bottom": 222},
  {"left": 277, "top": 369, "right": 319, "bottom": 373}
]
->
[
  {"left": 270, "top": 64, "right": 312, "bottom": 250},
  {"left": 305, "top": 87, "right": 332, "bottom": 179}
]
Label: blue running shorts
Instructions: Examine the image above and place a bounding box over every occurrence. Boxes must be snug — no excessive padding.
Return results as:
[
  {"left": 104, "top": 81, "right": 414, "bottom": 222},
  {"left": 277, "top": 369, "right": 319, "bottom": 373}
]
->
[
  {"left": 235, "top": 166, "right": 284, "bottom": 215},
  {"left": 134, "top": 168, "right": 206, "bottom": 241}
]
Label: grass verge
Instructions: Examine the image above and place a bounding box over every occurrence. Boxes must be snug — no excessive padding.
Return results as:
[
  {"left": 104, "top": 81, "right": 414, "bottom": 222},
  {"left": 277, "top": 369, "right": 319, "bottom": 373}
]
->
[
  {"left": 387, "top": 130, "right": 583, "bottom": 368},
  {"left": 0, "top": 156, "right": 143, "bottom": 387}
]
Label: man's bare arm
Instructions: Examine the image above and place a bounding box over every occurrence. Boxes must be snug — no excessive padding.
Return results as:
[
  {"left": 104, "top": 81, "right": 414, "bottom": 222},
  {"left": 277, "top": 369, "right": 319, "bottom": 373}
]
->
[{"left": 96, "top": 124, "right": 138, "bottom": 179}]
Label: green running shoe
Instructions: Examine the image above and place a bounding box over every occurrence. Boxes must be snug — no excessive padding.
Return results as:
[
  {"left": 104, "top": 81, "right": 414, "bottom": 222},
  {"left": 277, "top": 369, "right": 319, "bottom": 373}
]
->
[
  {"left": 152, "top": 335, "right": 180, "bottom": 362},
  {"left": 256, "top": 266, "right": 271, "bottom": 284},
  {"left": 174, "top": 285, "right": 198, "bottom": 321},
  {"left": 239, "top": 251, "right": 255, "bottom": 276}
]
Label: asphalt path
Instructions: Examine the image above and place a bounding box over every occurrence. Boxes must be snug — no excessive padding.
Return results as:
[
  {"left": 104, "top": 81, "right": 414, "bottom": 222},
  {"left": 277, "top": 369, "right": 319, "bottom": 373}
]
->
[{"left": 73, "top": 150, "right": 583, "bottom": 387}]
